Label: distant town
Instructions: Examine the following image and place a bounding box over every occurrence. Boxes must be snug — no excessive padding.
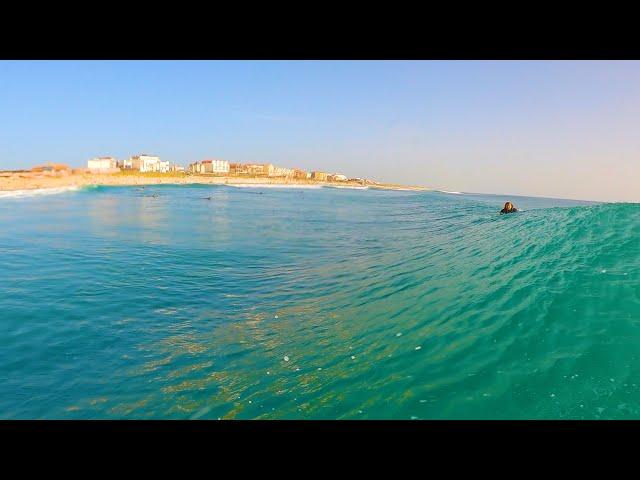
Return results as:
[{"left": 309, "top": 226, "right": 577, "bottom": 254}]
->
[
  {"left": 81, "top": 154, "right": 371, "bottom": 184},
  {"left": 0, "top": 153, "right": 428, "bottom": 192}
]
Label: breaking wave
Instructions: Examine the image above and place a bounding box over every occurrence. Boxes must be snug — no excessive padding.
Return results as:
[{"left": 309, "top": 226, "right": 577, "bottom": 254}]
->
[{"left": 0, "top": 185, "right": 81, "bottom": 199}]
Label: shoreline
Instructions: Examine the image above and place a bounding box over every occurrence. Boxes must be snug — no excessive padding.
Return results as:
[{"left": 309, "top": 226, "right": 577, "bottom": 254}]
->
[{"left": 0, "top": 172, "right": 429, "bottom": 193}]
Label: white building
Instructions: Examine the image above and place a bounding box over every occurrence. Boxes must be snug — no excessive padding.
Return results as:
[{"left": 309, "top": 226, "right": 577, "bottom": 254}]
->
[
  {"left": 210, "top": 159, "right": 229, "bottom": 174},
  {"left": 271, "top": 166, "right": 294, "bottom": 177},
  {"left": 188, "top": 159, "right": 229, "bottom": 174},
  {"left": 128, "top": 154, "right": 162, "bottom": 172},
  {"left": 87, "top": 156, "right": 118, "bottom": 172}
]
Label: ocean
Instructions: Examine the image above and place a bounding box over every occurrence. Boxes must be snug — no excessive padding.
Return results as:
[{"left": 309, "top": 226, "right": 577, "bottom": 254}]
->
[{"left": 1, "top": 184, "right": 639, "bottom": 419}]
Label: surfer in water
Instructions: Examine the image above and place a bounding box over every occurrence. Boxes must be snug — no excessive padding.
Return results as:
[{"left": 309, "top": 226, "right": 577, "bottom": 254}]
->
[{"left": 500, "top": 201, "right": 517, "bottom": 214}]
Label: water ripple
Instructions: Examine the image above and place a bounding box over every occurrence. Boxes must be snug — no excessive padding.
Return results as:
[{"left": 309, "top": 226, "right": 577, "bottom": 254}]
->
[{"left": 1, "top": 186, "right": 639, "bottom": 419}]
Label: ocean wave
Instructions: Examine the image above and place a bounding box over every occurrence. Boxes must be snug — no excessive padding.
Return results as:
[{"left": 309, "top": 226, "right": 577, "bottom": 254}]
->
[
  {"left": 3, "top": 191, "right": 639, "bottom": 419},
  {"left": 437, "top": 190, "right": 463, "bottom": 194},
  {"left": 0, "top": 185, "right": 81, "bottom": 199}
]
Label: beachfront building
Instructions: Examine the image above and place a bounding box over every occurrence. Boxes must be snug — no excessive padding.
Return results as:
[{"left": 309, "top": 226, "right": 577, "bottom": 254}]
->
[
  {"left": 204, "top": 159, "right": 230, "bottom": 174},
  {"left": 229, "top": 163, "right": 247, "bottom": 175},
  {"left": 87, "top": 156, "right": 119, "bottom": 173},
  {"left": 327, "top": 173, "right": 348, "bottom": 182},
  {"left": 311, "top": 171, "right": 327, "bottom": 181},
  {"left": 127, "top": 154, "right": 163, "bottom": 172},
  {"left": 264, "top": 164, "right": 275, "bottom": 176},
  {"left": 158, "top": 160, "right": 170, "bottom": 173},
  {"left": 292, "top": 169, "right": 308, "bottom": 179},
  {"left": 247, "top": 163, "right": 274, "bottom": 176},
  {"left": 349, "top": 177, "right": 366, "bottom": 185},
  {"left": 271, "top": 166, "right": 294, "bottom": 177},
  {"left": 188, "top": 162, "right": 202, "bottom": 174},
  {"left": 229, "top": 163, "right": 274, "bottom": 176},
  {"left": 169, "top": 165, "right": 185, "bottom": 173},
  {"left": 188, "top": 159, "right": 229, "bottom": 174},
  {"left": 139, "top": 155, "right": 160, "bottom": 172}
]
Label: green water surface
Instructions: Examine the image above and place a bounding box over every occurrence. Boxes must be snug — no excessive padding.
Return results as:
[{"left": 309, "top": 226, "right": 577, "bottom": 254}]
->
[{"left": 1, "top": 185, "right": 638, "bottom": 419}]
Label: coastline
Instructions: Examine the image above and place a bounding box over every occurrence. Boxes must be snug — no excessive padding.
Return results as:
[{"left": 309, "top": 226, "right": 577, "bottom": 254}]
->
[{"left": 0, "top": 172, "right": 429, "bottom": 193}]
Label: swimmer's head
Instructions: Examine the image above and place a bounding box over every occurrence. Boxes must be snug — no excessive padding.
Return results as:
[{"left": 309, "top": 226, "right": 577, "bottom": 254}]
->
[{"left": 504, "top": 201, "right": 513, "bottom": 211}]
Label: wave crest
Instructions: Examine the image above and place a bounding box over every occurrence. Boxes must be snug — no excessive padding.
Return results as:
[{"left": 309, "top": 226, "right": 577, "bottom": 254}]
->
[{"left": 0, "top": 186, "right": 81, "bottom": 199}]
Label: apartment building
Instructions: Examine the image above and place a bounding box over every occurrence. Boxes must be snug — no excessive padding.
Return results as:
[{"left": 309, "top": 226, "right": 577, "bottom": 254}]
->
[
  {"left": 271, "top": 166, "right": 294, "bottom": 177},
  {"left": 128, "top": 154, "right": 162, "bottom": 172},
  {"left": 292, "top": 169, "right": 308, "bottom": 179},
  {"left": 87, "top": 157, "right": 119, "bottom": 173}
]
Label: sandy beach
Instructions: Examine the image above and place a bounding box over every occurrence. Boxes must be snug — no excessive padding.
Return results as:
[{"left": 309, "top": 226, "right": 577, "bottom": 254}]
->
[{"left": 0, "top": 171, "right": 429, "bottom": 193}]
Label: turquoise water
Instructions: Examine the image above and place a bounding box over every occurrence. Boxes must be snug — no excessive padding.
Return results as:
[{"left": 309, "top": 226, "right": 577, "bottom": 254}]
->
[{"left": 1, "top": 184, "right": 639, "bottom": 419}]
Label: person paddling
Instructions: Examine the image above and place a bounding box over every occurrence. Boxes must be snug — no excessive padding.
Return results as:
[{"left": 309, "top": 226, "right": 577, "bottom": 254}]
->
[{"left": 500, "top": 201, "right": 517, "bottom": 214}]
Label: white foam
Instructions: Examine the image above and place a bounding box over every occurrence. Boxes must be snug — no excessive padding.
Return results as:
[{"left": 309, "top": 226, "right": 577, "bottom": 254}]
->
[
  {"left": 438, "top": 190, "right": 463, "bottom": 195},
  {"left": 227, "top": 183, "right": 323, "bottom": 189},
  {"left": 0, "top": 185, "right": 80, "bottom": 199},
  {"left": 370, "top": 186, "right": 417, "bottom": 191},
  {"left": 324, "top": 185, "right": 369, "bottom": 190}
]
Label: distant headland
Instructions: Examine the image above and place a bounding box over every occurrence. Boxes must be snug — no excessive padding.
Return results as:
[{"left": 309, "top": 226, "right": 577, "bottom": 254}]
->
[{"left": 0, "top": 154, "right": 429, "bottom": 192}]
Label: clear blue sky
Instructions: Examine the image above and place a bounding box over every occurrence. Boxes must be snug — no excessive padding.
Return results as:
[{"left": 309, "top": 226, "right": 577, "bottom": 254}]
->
[{"left": 1, "top": 60, "right": 639, "bottom": 201}]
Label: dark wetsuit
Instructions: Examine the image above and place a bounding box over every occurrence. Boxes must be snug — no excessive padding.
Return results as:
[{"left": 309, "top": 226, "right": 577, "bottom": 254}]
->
[{"left": 500, "top": 207, "right": 517, "bottom": 214}]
